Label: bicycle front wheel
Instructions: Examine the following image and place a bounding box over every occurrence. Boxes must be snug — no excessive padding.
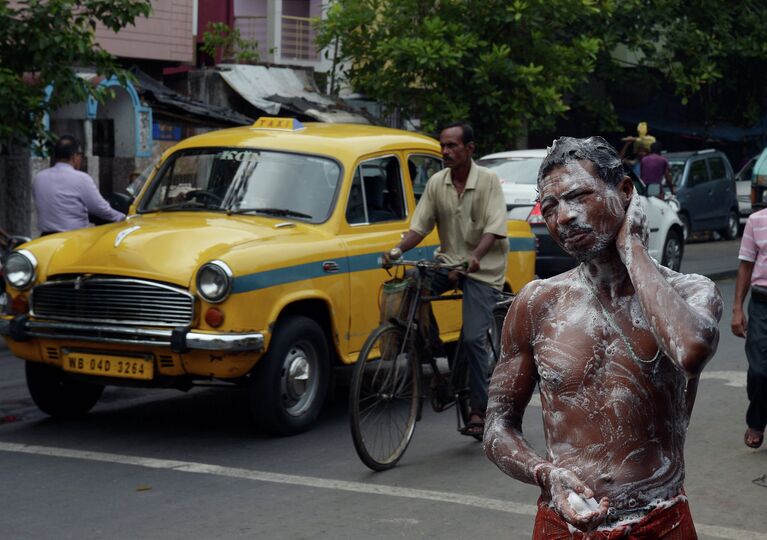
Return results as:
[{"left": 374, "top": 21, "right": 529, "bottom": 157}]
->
[{"left": 350, "top": 323, "right": 421, "bottom": 471}]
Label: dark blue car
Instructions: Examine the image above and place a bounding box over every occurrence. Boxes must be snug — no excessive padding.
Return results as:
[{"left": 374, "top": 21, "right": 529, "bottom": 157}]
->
[{"left": 666, "top": 149, "right": 739, "bottom": 241}]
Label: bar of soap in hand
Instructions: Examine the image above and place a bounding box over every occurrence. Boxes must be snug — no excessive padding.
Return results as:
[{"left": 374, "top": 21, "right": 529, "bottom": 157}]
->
[{"left": 567, "top": 491, "right": 600, "bottom": 515}]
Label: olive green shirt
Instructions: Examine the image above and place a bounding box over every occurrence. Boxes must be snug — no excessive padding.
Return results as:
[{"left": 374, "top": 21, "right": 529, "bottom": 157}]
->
[{"left": 410, "top": 160, "right": 509, "bottom": 289}]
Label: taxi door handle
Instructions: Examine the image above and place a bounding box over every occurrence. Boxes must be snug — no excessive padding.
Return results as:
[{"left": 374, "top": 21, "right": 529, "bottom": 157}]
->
[{"left": 322, "top": 261, "right": 340, "bottom": 273}]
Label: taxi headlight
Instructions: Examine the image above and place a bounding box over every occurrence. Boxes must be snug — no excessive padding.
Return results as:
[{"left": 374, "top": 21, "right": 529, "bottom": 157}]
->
[
  {"left": 4, "top": 250, "right": 37, "bottom": 290},
  {"left": 196, "top": 261, "right": 232, "bottom": 303},
  {"left": 3, "top": 249, "right": 37, "bottom": 289}
]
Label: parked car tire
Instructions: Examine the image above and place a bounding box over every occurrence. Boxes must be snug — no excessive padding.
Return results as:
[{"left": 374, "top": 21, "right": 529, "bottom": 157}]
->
[
  {"left": 25, "top": 361, "right": 104, "bottom": 418},
  {"left": 250, "top": 315, "right": 329, "bottom": 436},
  {"left": 679, "top": 213, "right": 690, "bottom": 242},
  {"left": 660, "top": 229, "right": 684, "bottom": 272},
  {"left": 721, "top": 210, "right": 739, "bottom": 240}
]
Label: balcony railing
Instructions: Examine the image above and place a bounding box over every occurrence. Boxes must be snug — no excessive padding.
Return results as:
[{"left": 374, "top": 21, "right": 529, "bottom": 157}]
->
[
  {"left": 281, "top": 15, "right": 319, "bottom": 61},
  {"left": 233, "top": 15, "right": 269, "bottom": 59},
  {"left": 232, "top": 14, "right": 320, "bottom": 63}
]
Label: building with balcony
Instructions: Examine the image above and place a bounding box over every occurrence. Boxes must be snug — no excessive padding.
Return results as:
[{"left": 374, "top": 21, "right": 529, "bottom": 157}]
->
[
  {"left": 199, "top": 0, "right": 332, "bottom": 71},
  {"left": 184, "top": 0, "right": 367, "bottom": 125}
]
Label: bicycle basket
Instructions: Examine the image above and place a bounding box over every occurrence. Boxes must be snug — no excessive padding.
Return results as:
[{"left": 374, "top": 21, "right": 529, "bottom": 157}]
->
[{"left": 379, "top": 277, "right": 417, "bottom": 324}]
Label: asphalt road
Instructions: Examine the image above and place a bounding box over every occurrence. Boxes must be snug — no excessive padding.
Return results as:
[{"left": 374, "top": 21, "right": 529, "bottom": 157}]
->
[{"left": 1, "top": 242, "right": 766, "bottom": 540}]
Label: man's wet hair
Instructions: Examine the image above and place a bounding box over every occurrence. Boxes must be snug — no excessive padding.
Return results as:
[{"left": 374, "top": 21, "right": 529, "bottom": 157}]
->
[
  {"left": 440, "top": 122, "right": 474, "bottom": 145},
  {"left": 650, "top": 141, "right": 663, "bottom": 154},
  {"left": 538, "top": 136, "right": 625, "bottom": 186},
  {"left": 53, "top": 135, "right": 81, "bottom": 161}
]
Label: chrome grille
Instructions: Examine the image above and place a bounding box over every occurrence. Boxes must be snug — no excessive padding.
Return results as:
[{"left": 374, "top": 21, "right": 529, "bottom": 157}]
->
[{"left": 31, "top": 278, "right": 194, "bottom": 326}]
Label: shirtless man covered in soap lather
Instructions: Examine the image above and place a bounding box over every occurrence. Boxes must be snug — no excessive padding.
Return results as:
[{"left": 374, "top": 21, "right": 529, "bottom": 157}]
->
[{"left": 484, "top": 137, "right": 722, "bottom": 538}]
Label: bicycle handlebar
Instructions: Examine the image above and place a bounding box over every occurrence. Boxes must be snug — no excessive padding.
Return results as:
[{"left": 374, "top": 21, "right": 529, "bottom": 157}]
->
[{"left": 378, "top": 257, "right": 468, "bottom": 272}]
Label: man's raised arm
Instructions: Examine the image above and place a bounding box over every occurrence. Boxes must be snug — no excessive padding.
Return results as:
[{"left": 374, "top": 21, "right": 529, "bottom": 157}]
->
[{"left": 618, "top": 192, "right": 723, "bottom": 376}]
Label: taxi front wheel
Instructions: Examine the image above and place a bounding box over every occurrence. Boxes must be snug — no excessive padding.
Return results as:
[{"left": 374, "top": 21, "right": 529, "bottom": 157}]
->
[
  {"left": 249, "top": 315, "right": 329, "bottom": 436},
  {"left": 25, "top": 361, "right": 104, "bottom": 418}
]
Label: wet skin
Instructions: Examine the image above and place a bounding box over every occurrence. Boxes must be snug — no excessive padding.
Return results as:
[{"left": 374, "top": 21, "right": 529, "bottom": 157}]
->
[{"left": 484, "top": 160, "right": 723, "bottom": 531}]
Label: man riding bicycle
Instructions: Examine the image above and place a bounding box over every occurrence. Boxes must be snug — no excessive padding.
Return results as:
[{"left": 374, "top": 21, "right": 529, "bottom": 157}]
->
[{"left": 383, "top": 122, "right": 508, "bottom": 437}]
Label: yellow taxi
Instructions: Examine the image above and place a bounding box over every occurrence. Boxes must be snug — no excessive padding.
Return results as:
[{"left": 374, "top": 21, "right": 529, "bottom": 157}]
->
[{"left": 1, "top": 119, "right": 535, "bottom": 435}]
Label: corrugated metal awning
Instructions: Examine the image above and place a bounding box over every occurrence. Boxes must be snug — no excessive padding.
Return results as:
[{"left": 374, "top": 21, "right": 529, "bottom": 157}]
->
[
  {"left": 217, "top": 64, "right": 370, "bottom": 124},
  {"left": 132, "top": 68, "right": 253, "bottom": 127}
]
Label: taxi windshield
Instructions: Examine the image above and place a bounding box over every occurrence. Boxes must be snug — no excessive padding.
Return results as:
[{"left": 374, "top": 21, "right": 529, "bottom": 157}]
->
[{"left": 139, "top": 148, "right": 342, "bottom": 223}]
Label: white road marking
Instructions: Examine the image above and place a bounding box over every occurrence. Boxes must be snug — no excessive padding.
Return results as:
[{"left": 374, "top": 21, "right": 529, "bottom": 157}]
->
[
  {"left": 0, "top": 442, "right": 763, "bottom": 539},
  {"left": 700, "top": 370, "right": 747, "bottom": 388}
]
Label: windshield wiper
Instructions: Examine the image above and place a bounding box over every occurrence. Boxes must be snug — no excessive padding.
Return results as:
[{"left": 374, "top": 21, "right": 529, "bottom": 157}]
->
[
  {"left": 228, "top": 207, "right": 312, "bottom": 219},
  {"left": 157, "top": 202, "right": 221, "bottom": 212}
]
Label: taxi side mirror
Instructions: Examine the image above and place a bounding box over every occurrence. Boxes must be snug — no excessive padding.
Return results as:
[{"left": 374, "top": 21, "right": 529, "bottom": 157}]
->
[{"left": 109, "top": 192, "right": 135, "bottom": 215}]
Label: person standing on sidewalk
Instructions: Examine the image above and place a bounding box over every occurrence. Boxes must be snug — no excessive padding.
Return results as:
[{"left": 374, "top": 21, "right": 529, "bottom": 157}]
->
[
  {"left": 33, "top": 135, "right": 125, "bottom": 235},
  {"left": 732, "top": 208, "right": 767, "bottom": 449}
]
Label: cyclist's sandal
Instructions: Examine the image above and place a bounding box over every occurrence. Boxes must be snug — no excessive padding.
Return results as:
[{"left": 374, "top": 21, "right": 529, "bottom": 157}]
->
[
  {"left": 460, "top": 409, "right": 485, "bottom": 438},
  {"left": 745, "top": 427, "right": 764, "bottom": 449}
]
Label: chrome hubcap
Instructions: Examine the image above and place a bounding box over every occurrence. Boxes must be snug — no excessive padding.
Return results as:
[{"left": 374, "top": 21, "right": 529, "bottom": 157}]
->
[
  {"left": 288, "top": 355, "right": 310, "bottom": 397},
  {"left": 281, "top": 345, "right": 316, "bottom": 416}
]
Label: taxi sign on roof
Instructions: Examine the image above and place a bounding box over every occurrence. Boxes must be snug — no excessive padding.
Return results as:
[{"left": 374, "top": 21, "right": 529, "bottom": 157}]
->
[{"left": 252, "top": 117, "right": 305, "bottom": 131}]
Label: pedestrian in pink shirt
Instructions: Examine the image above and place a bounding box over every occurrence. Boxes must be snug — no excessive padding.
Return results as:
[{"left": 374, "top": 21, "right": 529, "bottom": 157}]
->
[
  {"left": 33, "top": 135, "right": 125, "bottom": 235},
  {"left": 732, "top": 207, "right": 767, "bottom": 449}
]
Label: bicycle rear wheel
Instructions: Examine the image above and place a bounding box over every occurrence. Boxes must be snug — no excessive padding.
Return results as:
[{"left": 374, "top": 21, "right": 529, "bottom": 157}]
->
[
  {"left": 455, "top": 306, "right": 507, "bottom": 432},
  {"left": 488, "top": 305, "right": 508, "bottom": 367},
  {"left": 350, "top": 323, "right": 421, "bottom": 471}
]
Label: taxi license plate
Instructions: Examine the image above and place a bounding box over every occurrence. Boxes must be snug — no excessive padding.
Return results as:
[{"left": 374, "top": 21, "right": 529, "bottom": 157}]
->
[{"left": 62, "top": 352, "right": 154, "bottom": 380}]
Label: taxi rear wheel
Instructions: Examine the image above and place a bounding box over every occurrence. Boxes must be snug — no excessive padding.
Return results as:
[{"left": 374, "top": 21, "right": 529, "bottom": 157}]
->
[
  {"left": 25, "top": 361, "right": 104, "bottom": 418},
  {"left": 250, "top": 315, "right": 329, "bottom": 436}
]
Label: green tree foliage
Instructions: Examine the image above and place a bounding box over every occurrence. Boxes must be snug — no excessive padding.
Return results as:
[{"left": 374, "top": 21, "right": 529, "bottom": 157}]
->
[
  {"left": 0, "top": 0, "right": 152, "bottom": 147},
  {"left": 318, "top": 0, "right": 612, "bottom": 151},
  {"left": 201, "top": 22, "right": 260, "bottom": 65},
  {"left": 611, "top": 1, "right": 767, "bottom": 127},
  {"left": 319, "top": 0, "right": 767, "bottom": 149}
]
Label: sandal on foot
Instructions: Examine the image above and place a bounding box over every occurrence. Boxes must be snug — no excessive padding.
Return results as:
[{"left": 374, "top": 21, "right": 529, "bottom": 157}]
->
[
  {"left": 745, "top": 428, "right": 764, "bottom": 449},
  {"left": 460, "top": 410, "right": 485, "bottom": 439}
]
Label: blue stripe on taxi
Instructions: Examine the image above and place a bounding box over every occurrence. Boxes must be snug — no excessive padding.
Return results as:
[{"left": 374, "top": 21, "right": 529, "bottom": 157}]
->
[{"left": 232, "top": 238, "right": 535, "bottom": 294}]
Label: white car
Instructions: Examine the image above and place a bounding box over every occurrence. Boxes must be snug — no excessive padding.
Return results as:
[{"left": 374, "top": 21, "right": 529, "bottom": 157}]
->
[
  {"left": 478, "top": 149, "right": 685, "bottom": 276},
  {"left": 735, "top": 155, "right": 757, "bottom": 225}
]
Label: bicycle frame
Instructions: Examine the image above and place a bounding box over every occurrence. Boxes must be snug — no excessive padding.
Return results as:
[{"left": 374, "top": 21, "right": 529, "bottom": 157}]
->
[
  {"left": 385, "top": 259, "right": 469, "bottom": 427},
  {"left": 385, "top": 259, "right": 462, "bottom": 357},
  {"left": 349, "top": 259, "right": 515, "bottom": 470}
]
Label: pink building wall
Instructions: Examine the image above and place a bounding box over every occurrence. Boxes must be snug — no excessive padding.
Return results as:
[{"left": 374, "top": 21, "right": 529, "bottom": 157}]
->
[{"left": 95, "top": 0, "right": 195, "bottom": 64}]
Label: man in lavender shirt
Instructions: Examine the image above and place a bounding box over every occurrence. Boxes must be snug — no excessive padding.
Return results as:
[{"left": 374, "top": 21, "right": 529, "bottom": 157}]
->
[
  {"left": 33, "top": 135, "right": 125, "bottom": 235},
  {"left": 640, "top": 141, "right": 675, "bottom": 195}
]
